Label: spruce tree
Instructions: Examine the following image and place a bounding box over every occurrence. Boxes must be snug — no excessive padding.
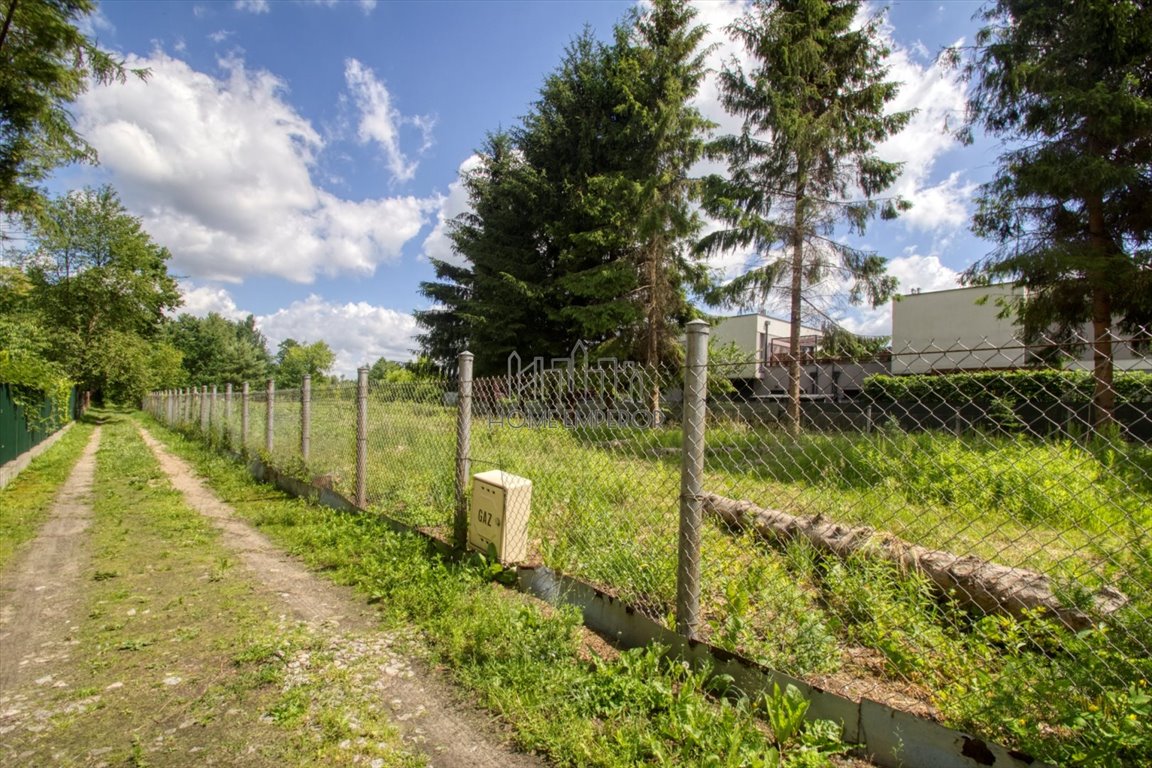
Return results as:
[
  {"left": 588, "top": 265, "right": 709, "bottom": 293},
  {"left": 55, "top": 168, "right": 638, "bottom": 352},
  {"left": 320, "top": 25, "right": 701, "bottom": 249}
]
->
[
  {"left": 962, "top": 0, "right": 1152, "bottom": 431},
  {"left": 698, "top": 0, "right": 910, "bottom": 435}
]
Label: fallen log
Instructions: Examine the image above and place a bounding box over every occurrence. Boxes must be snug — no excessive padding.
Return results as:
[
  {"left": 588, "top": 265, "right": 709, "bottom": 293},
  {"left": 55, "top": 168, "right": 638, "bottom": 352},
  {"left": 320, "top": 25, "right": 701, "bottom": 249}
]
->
[{"left": 702, "top": 492, "right": 1128, "bottom": 632}]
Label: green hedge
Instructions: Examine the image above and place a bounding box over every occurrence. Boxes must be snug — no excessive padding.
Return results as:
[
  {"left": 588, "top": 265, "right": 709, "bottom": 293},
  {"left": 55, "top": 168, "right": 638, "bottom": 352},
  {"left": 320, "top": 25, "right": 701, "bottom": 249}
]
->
[{"left": 863, "top": 369, "right": 1152, "bottom": 408}]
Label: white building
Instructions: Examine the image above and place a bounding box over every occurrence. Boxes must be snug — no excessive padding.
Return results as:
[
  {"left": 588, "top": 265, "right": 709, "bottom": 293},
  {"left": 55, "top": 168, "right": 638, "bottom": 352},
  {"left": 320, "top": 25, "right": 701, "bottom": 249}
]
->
[
  {"left": 711, "top": 313, "right": 885, "bottom": 400},
  {"left": 710, "top": 313, "right": 822, "bottom": 379},
  {"left": 890, "top": 284, "right": 1150, "bottom": 374}
]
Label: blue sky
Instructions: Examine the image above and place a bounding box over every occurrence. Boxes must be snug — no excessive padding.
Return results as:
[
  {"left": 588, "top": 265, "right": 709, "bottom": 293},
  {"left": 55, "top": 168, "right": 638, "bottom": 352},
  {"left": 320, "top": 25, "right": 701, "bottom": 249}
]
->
[{"left": 57, "top": 0, "right": 996, "bottom": 377}]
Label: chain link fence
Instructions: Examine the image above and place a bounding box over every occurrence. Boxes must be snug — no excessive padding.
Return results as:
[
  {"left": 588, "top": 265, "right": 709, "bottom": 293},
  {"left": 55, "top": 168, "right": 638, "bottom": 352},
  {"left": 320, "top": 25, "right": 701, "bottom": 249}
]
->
[{"left": 143, "top": 326, "right": 1152, "bottom": 766}]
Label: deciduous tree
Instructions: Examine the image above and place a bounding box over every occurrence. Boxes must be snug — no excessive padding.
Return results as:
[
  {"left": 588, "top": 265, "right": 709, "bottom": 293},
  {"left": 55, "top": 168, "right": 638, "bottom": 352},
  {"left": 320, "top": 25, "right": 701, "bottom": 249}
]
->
[
  {"left": 0, "top": 0, "right": 145, "bottom": 217},
  {"left": 21, "top": 185, "right": 180, "bottom": 402},
  {"left": 274, "top": 339, "right": 335, "bottom": 389}
]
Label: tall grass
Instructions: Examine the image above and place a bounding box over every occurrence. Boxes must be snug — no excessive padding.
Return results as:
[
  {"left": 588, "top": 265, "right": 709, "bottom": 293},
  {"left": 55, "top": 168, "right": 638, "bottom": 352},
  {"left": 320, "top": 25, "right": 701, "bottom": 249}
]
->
[{"left": 180, "top": 392, "right": 1152, "bottom": 764}]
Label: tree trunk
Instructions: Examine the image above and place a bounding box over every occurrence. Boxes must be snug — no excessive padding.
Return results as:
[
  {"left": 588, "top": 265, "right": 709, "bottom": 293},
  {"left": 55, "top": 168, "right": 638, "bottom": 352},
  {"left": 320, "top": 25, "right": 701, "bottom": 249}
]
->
[
  {"left": 0, "top": 0, "right": 19, "bottom": 57},
  {"left": 647, "top": 240, "right": 663, "bottom": 427},
  {"left": 1091, "top": 288, "right": 1115, "bottom": 434},
  {"left": 1085, "top": 182, "right": 1115, "bottom": 435},
  {"left": 702, "top": 492, "right": 1127, "bottom": 632},
  {"left": 787, "top": 200, "right": 804, "bottom": 437}
]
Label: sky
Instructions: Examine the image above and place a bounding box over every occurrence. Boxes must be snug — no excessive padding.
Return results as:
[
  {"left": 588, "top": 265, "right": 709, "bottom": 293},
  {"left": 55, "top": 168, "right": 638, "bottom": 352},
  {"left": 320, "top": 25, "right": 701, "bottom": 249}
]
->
[{"left": 51, "top": 0, "right": 999, "bottom": 378}]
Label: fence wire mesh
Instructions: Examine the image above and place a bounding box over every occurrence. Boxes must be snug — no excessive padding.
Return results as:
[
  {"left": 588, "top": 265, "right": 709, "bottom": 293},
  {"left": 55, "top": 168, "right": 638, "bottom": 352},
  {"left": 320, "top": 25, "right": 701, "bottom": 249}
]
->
[
  {"left": 470, "top": 360, "right": 685, "bottom": 623},
  {"left": 699, "top": 329, "right": 1151, "bottom": 766},
  {"left": 145, "top": 326, "right": 1151, "bottom": 766}
]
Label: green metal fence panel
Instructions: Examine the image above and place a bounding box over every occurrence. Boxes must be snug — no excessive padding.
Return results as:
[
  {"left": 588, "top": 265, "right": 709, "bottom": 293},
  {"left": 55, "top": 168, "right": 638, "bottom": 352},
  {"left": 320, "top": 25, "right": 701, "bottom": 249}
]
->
[{"left": 0, "top": 383, "right": 74, "bottom": 466}]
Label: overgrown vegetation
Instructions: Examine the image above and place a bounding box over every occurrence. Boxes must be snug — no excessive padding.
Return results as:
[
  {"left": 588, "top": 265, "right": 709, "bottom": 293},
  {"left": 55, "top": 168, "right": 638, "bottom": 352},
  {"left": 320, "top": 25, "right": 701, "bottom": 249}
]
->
[
  {"left": 147, "top": 417, "right": 856, "bottom": 767},
  {"left": 169, "top": 395, "right": 1152, "bottom": 766},
  {"left": 865, "top": 369, "right": 1152, "bottom": 409}
]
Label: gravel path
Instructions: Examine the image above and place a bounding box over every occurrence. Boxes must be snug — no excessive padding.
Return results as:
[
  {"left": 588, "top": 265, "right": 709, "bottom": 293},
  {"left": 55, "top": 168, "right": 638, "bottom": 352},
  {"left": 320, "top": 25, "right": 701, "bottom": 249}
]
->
[
  {"left": 137, "top": 425, "right": 547, "bottom": 768},
  {"left": 0, "top": 428, "right": 102, "bottom": 693}
]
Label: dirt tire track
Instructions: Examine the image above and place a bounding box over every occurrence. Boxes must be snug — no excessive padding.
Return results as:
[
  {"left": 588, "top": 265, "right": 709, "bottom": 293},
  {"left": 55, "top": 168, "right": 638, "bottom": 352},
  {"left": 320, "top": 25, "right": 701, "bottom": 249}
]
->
[
  {"left": 137, "top": 425, "right": 547, "bottom": 768},
  {"left": 0, "top": 428, "right": 102, "bottom": 693}
]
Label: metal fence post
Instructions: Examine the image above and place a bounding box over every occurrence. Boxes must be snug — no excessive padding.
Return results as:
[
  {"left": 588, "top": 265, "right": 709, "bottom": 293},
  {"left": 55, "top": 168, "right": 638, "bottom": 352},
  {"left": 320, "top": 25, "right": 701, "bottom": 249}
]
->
[
  {"left": 455, "top": 351, "right": 474, "bottom": 550},
  {"left": 241, "top": 382, "right": 250, "bottom": 451},
  {"left": 224, "top": 383, "right": 233, "bottom": 448},
  {"left": 301, "top": 374, "right": 311, "bottom": 463},
  {"left": 355, "top": 367, "right": 368, "bottom": 508},
  {"left": 677, "top": 319, "right": 709, "bottom": 639},
  {"left": 265, "top": 379, "right": 275, "bottom": 455}
]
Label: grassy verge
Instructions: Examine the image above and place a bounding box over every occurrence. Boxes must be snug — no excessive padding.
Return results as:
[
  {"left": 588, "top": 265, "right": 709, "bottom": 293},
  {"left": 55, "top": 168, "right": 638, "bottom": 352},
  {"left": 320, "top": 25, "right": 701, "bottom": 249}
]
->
[
  {"left": 0, "top": 421, "right": 93, "bottom": 569},
  {"left": 144, "top": 415, "right": 858, "bottom": 768},
  {"left": 153, "top": 407, "right": 1152, "bottom": 768},
  {"left": 1, "top": 414, "right": 423, "bottom": 768}
]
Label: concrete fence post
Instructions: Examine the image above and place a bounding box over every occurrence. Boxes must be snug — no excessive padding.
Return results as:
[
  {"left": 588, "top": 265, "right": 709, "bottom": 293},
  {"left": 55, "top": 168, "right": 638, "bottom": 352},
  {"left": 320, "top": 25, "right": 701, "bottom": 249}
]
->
[
  {"left": 455, "top": 351, "right": 474, "bottom": 550},
  {"left": 265, "top": 379, "right": 275, "bottom": 455},
  {"left": 355, "top": 367, "right": 368, "bottom": 508},
  {"left": 200, "top": 385, "right": 209, "bottom": 435},
  {"left": 209, "top": 384, "right": 218, "bottom": 438},
  {"left": 241, "top": 382, "right": 250, "bottom": 451},
  {"left": 167, "top": 389, "right": 175, "bottom": 425},
  {"left": 224, "top": 383, "right": 233, "bottom": 448},
  {"left": 300, "top": 375, "right": 311, "bottom": 463},
  {"left": 677, "top": 319, "right": 709, "bottom": 639}
]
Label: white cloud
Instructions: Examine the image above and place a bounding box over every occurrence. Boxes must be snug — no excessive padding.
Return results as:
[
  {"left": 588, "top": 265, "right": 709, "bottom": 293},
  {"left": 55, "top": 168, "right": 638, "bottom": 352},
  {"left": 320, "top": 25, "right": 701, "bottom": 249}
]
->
[
  {"left": 174, "top": 285, "right": 417, "bottom": 379},
  {"left": 76, "top": 52, "right": 437, "bottom": 283},
  {"left": 898, "top": 171, "right": 977, "bottom": 232},
  {"left": 421, "top": 154, "right": 482, "bottom": 265},
  {"left": 877, "top": 30, "right": 973, "bottom": 232},
  {"left": 689, "top": 0, "right": 755, "bottom": 177},
  {"left": 344, "top": 59, "right": 434, "bottom": 183},
  {"left": 257, "top": 295, "right": 418, "bottom": 377},
  {"left": 234, "top": 0, "right": 269, "bottom": 13},
  {"left": 176, "top": 281, "right": 247, "bottom": 320},
  {"left": 308, "top": 0, "right": 377, "bottom": 11},
  {"left": 77, "top": 7, "right": 115, "bottom": 37},
  {"left": 208, "top": 29, "right": 234, "bottom": 44}
]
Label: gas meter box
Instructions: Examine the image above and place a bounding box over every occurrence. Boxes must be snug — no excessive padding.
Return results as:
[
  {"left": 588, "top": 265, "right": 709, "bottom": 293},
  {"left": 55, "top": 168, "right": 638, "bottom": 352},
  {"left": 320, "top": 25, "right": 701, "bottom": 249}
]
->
[{"left": 469, "top": 470, "right": 532, "bottom": 563}]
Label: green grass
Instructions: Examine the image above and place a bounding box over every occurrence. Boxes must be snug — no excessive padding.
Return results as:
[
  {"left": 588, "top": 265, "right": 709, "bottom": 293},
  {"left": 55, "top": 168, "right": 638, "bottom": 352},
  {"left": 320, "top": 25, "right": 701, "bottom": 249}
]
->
[
  {"left": 150, "top": 392, "right": 1152, "bottom": 767},
  {"left": 2, "top": 413, "right": 425, "bottom": 768},
  {"left": 0, "top": 420, "right": 94, "bottom": 569},
  {"left": 144, "top": 418, "right": 854, "bottom": 768}
]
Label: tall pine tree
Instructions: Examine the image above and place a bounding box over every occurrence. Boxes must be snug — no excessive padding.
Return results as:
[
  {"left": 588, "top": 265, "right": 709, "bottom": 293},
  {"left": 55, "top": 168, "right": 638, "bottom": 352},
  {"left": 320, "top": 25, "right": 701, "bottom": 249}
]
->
[
  {"left": 416, "top": 132, "right": 556, "bottom": 376},
  {"left": 698, "top": 0, "right": 910, "bottom": 435},
  {"left": 418, "top": 2, "right": 713, "bottom": 378}
]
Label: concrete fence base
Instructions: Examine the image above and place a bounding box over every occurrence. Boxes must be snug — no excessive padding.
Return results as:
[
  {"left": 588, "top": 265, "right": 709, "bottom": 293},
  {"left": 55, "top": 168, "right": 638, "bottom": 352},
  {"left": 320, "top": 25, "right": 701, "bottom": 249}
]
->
[{"left": 0, "top": 422, "right": 75, "bottom": 490}]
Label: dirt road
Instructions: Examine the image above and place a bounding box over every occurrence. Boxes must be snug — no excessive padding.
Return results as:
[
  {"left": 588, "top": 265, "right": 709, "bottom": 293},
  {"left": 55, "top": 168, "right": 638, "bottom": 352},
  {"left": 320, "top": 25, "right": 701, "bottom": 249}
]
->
[
  {"left": 0, "top": 419, "right": 545, "bottom": 767},
  {"left": 136, "top": 425, "right": 546, "bottom": 768},
  {"left": 0, "top": 428, "right": 102, "bottom": 692}
]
